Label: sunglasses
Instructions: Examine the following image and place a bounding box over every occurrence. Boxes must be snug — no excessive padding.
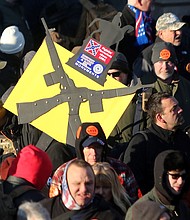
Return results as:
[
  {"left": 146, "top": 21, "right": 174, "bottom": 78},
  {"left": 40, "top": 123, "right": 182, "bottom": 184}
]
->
[
  {"left": 167, "top": 172, "right": 187, "bottom": 180},
  {"left": 107, "top": 71, "right": 121, "bottom": 77}
]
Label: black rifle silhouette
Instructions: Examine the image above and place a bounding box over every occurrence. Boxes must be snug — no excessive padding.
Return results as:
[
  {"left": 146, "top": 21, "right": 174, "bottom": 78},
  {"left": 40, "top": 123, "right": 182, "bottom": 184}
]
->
[{"left": 17, "top": 18, "right": 153, "bottom": 146}]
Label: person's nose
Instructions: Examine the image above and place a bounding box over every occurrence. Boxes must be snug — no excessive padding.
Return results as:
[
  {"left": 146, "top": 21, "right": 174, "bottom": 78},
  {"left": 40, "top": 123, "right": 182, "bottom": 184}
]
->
[
  {"left": 177, "top": 105, "right": 183, "bottom": 114},
  {"left": 177, "top": 176, "right": 184, "bottom": 185},
  {"left": 89, "top": 148, "right": 96, "bottom": 155},
  {"left": 175, "top": 30, "right": 182, "bottom": 36},
  {"left": 96, "top": 187, "right": 103, "bottom": 195},
  {"left": 80, "top": 183, "right": 87, "bottom": 193}
]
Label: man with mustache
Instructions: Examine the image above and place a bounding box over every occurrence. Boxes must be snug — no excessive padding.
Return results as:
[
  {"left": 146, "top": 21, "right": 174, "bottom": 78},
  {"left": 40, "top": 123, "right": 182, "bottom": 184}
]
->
[{"left": 123, "top": 92, "right": 190, "bottom": 195}]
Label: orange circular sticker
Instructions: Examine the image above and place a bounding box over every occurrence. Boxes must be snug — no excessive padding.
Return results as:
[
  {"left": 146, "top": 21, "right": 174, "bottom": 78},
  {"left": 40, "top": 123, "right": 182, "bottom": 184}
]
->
[
  {"left": 160, "top": 49, "right": 171, "bottom": 60},
  {"left": 186, "top": 63, "right": 190, "bottom": 73},
  {"left": 76, "top": 126, "right": 82, "bottom": 139},
  {"left": 86, "top": 126, "right": 98, "bottom": 136}
]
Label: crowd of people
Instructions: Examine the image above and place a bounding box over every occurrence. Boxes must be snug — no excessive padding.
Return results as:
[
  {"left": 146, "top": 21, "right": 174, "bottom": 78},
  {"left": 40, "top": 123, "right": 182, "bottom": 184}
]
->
[{"left": 0, "top": 0, "right": 190, "bottom": 219}]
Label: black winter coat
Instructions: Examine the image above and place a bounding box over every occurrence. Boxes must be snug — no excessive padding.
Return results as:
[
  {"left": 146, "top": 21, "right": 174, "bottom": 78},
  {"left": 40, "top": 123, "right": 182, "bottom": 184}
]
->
[
  {"left": 123, "top": 122, "right": 190, "bottom": 194},
  {"left": 40, "top": 194, "right": 124, "bottom": 220}
]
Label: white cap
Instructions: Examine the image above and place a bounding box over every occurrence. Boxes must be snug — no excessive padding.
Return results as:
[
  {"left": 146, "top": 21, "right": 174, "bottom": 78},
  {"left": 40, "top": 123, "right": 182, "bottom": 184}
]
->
[{"left": 0, "top": 26, "right": 25, "bottom": 54}]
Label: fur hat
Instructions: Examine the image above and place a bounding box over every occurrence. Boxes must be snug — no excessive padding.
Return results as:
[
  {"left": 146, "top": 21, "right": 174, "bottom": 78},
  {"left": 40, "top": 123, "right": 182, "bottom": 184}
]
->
[{"left": 0, "top": 26, "right": 25, "bottom": 54}]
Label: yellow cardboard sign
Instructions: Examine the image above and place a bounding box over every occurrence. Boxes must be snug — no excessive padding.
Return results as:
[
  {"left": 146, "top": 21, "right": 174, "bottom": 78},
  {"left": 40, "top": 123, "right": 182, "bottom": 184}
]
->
[{"left": 4, "top": 40, "right": 135, "bottom": 144}]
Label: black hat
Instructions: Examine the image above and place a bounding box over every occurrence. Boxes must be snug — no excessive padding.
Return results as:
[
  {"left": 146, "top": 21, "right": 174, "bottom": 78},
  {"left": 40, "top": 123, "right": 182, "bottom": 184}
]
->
[
  {"left": 110, "top": 52, "right": 129, "bottom": 74},
  {"left": 151, "top": 42, "right": 178, "bottom": 64}
]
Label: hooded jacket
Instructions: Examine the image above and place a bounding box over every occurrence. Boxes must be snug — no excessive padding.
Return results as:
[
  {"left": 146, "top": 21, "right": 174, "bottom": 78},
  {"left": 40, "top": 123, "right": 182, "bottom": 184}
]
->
[
  {"left": 126, "top": 150, "right": 190, "bottom": 219},
  {"left": 3, "top": 145, "right": 53, "bottom": 206},
  {"left": 75, "top": 122, "right": 107, "bottom": 161}
]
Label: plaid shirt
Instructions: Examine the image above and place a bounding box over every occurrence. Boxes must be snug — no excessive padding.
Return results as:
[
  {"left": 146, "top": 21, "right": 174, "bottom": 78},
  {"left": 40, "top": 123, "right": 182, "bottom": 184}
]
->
[{"left": 49, "top": 158, "right": 139, "bottom": 203}]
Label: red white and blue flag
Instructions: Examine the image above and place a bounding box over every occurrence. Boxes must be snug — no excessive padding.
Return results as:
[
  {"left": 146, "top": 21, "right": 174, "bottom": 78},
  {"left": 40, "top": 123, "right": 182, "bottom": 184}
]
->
[{"left": 84, "top": 39, "right": 101, "bottom": 57}]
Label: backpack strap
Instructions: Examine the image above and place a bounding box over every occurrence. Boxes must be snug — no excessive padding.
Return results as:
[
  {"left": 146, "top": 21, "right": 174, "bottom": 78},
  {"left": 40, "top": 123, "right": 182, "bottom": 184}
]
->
[
  {"left": 132, "top": 93, "right": 143, "bottom": 135},
  {"left": 35, "top": 132, "right": 54, "bottom": 152},
  {"left": 8, "top": 185, "right": 36, "bottom": 200},
  {"left": 132, "top": 88, "right": 153, "bottom": 135},
  {"left": 79, "top": 0, "right": 95, "bottom": 11}
]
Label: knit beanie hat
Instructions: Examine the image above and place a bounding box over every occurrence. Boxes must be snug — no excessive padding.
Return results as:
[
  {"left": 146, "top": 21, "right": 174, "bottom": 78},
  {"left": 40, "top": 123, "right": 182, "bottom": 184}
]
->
[
  {"left": 0, "top": 26, "right": 25, "bottom": 54},
  {"left": 110, "top": 52, "right": 130, "bottom": 74},
  {"left": 151, "top": 42, "right": 178, "bottom": 64},
  {"left": 8, "top": 145, "right": 53, "bottom": 190},
  {"left": 131, "top": 200, "right": 169, "bottom": 220},
  {"left": 75, "top": 122, "right": 107, "bottom": 161}
]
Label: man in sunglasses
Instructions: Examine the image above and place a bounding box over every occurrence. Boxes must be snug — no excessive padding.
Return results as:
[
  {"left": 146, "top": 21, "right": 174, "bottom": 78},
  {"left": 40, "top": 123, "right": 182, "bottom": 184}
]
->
[
  {"left": 107, "top": 52, "right": 138, "bottom": 152},
  {"left": 107, "top": 52, "right": 133, "bottom": 86},
  {"left": 126, "top": 150, "right": 190, "bottom": 219}
]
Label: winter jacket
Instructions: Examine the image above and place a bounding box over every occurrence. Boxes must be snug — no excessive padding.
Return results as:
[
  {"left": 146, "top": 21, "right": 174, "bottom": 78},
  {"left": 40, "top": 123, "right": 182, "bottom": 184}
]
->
[
  {"left": 41, "top": 194, "right": 123, "bottom": 220},
  {"left": 126, "top": 150, "right": 190, "bottom": 219},
  {"left": 123, "top": 122, "right": 190, "bottom": 195},
  {"left": 126, "top": 188, "right": 190, "bottom": 220},
  {"left": 3, "top": 176, "right": 46, "bottom": 207}
]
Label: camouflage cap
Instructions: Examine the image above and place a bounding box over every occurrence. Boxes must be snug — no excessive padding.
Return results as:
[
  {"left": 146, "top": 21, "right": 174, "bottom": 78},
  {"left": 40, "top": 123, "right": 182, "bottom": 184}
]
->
[{"left": 156, "top": 13, "right": 185, "bottom": 31}]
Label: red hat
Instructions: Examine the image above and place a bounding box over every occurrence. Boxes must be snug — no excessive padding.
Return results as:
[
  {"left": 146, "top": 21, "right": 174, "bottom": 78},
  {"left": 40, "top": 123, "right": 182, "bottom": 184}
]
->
[{"left": 8, "top": 145, "right": 53, "bottom": 190}]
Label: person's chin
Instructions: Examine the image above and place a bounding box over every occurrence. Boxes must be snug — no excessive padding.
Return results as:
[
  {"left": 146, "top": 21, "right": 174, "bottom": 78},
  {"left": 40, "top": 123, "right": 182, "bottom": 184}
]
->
[
  {"left": 77, "top": 196, "right": 91, "bottom": 207},
  {"left": 171, "top": 187, "right": 183, "bottom": 195},
  {"left": 174, "top": 41, "right": 181, "bottom": 46}
]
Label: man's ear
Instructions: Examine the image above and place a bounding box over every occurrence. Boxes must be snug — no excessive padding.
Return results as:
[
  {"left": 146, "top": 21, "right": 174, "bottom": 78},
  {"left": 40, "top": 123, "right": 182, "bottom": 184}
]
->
[{"left": 156, "top": 113, "right": 166, "bottom": 123}]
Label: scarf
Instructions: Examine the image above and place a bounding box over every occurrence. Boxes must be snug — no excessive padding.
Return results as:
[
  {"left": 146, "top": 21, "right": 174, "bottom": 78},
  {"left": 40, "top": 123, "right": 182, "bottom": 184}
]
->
[
  {"left": 128, "top": 5, "right": 153, "bottom": 46},
  {"left": 61, "top": 161, "right": 81, "bottom": 210},
  {"left": 61, "top": 160, "right": 94, "bottom": 210}
]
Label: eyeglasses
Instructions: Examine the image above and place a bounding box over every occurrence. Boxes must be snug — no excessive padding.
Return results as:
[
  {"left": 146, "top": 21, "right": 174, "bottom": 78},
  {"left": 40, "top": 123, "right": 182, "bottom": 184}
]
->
[
  {"left": 167, "top": 172, "right": 187, "bottom": 180},
  {"left": 107, "top": 71, "right": 121, "bottom": 77}
]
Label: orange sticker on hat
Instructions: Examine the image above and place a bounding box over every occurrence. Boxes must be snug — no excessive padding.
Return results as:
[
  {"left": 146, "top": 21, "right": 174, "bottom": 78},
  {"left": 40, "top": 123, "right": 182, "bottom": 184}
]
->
[
  {"left": 76, "top": 126, "right": 82, "bottom": 139},
  {"left": 160, "top": 49, "right": 171, "bottom": 60},
  {"left": 186, "top": 63, "right": 190, "bottom": 73},
  {"left": 86, "top": 126, "right": 98, "bottom": 136}
]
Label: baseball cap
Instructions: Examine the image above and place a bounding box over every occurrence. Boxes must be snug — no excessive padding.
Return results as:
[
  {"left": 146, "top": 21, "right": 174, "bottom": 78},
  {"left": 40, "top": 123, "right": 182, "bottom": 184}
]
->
[
  {"left": 82, "top": 136, "right": 105, "bottom": 148},
  {"left": 151, "top": 42, "right": 178, "bottom": 64},
  {"left": 156, "top": 13, "right": 186, "bottom": 31}
]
